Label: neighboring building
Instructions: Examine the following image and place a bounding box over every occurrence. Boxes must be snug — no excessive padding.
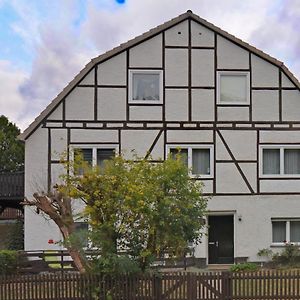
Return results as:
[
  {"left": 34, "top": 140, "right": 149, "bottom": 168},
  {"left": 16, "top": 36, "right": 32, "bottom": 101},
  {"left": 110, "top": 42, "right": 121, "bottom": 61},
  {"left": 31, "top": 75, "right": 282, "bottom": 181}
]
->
[
  {"left": 19, "top": 11, "right": 300, "bottom": 266},
  {"left": 0, "top": 172, "right": 24, "bottom": 249}
]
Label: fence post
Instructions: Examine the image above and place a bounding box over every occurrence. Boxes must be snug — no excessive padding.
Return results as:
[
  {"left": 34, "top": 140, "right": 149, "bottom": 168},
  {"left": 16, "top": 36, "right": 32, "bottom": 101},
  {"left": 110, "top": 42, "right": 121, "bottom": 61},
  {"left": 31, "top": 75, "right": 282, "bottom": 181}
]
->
[
  {"left": 60, "top": 250, "right": 64, "bottom": 273},
  {"left": 153, "top": 274, "right": 162, "bottom": 300},
  {"left": 222, "top": 272, "right": 232, "bottom": 300},
  {"left": 187, "top": 273, "right": 197, "bottom": 300}
]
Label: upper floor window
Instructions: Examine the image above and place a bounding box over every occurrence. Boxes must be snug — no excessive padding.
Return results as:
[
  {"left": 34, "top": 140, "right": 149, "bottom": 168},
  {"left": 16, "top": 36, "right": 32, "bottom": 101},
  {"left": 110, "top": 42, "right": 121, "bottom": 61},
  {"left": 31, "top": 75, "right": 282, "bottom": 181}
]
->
[
  {"left": 261, "top": 146, "right": 300, "bottom": 177},
  {"left": 129, "top": 70, "right": 163, "bottom": 104},
  {"left": 72, "top": 145, "right": 117, "bottom": 175},
  {"left": 168, "top": 145, "right": 213, "bottom": 178},
  {"left": 217, "top": 71, "right": 250, "bottom": 105}
]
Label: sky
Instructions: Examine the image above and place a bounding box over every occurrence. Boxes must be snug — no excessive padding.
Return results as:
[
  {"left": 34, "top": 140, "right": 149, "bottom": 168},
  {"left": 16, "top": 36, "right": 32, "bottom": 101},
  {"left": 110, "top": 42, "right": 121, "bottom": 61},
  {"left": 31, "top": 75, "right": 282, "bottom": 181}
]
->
[{"left": 0, "top": 0, "right": 299, "bottom": 131}]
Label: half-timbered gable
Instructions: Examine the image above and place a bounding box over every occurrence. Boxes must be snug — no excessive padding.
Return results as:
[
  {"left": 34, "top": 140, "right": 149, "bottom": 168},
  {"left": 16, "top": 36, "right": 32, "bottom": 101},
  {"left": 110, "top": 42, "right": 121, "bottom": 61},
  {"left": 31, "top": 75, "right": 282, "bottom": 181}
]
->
[{"left": 20, "top": 11, "right": 300, "bottom": 265}]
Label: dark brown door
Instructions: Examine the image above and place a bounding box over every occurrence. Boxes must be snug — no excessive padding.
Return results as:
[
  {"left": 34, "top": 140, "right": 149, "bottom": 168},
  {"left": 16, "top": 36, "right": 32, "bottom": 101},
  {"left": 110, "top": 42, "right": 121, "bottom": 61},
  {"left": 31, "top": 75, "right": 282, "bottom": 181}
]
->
[{"left": 208, "top": 215, "right": 234, "bottom": 264}]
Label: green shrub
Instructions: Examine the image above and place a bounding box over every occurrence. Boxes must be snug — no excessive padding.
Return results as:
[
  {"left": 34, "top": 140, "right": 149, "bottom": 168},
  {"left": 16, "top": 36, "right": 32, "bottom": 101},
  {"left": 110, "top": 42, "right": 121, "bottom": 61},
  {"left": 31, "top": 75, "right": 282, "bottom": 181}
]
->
[
  {"left": 230, "top": 262, "right": 259, "bottom": 272},
  {"left": 0, "top": 250, "right": 22, "bottom": 275},
  {"left": 272, "top": 243, "right": 300, "bottom": 268},
  {"left": 5, "top": 219, "right": 24, "bottom": 250},
  {"left": 257, "top": 248, "right": 273, "bottom": 259},
  {"left": 90, "top": 254, "right": 141, "bottom": 276}
]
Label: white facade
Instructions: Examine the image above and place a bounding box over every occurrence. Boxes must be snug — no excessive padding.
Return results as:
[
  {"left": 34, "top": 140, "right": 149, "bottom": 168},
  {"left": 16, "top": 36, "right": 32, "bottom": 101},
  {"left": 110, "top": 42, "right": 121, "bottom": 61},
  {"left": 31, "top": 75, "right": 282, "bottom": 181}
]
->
[{"left": 21, "top": 11, "right": 300, "bottom": 265}]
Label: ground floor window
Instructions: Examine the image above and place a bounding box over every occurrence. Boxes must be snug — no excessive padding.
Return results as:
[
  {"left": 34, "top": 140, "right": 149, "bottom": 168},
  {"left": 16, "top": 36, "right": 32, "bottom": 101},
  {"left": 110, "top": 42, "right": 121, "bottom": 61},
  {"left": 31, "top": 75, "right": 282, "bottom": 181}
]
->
[{"left": 272, "top": 219, "right": 300, "bottom": 244}]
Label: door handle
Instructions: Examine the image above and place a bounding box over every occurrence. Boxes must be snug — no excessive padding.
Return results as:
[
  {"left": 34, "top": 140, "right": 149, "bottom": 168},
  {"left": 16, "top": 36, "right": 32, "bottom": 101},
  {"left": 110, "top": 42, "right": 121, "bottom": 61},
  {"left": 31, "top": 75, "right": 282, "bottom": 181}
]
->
[{"left": 209, "top": 241, "right": 219, "bottom": 247}]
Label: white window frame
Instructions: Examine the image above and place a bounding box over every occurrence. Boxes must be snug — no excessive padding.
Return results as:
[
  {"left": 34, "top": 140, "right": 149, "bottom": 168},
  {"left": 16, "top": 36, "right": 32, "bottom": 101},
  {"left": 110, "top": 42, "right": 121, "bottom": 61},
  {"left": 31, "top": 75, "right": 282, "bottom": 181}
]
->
[
  {"left": 128, "top": 69, "right": 163, "bottom": 104},
  {"left": 260, "top": 145, "right": 300, "bottom": 178},
  {"left": 166, "top": 144, "right": 214, "bottom": 178},
  {"left": 271, "top": 219, "right": 300, "bottom": 246},
  {"left": 217, "top": 71, "right": 250, "bottom": 105},
  {"left": 70, "top": 144, "right": 119, "bottom": 173}
]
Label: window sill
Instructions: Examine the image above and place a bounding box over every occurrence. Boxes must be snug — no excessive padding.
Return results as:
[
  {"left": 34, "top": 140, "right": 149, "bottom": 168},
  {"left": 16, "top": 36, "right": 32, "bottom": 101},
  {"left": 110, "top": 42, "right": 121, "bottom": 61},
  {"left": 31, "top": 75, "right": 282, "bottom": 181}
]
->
[
  {"left": 129, "top": 100, "right": 163, "bottom": 104},
  {"left": 271, "top": 243, "right": 300, "bottom": 248},
  {"left": 217, "top": 102, "right": 250, "bottom": 106},
  {"left": 260, "top": 175, "right": 300, "bottom": 179}
]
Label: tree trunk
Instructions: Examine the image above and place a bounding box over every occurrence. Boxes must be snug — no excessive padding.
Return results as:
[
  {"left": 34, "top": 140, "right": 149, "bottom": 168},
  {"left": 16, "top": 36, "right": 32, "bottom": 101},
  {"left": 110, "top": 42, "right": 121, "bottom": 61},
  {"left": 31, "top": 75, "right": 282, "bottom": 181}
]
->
[{"left": 60, "top": 225, "right": 89, "bottom": 273}]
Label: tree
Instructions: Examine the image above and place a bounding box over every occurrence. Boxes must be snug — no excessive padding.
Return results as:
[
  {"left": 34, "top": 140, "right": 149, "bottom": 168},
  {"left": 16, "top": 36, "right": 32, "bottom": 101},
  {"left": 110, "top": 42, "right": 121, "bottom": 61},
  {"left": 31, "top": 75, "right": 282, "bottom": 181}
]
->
[
  {"left": 0, "top": 115, "right": 24, "bottom": 173},
  {"left": 22, "top": 186, "right": 90, "bottom": 273},
  {"left": 23, "top": 153, "right": 207, "bottom": 273},
  {"left": 68, "top": 154, "right": 207, "bottom": 271}
]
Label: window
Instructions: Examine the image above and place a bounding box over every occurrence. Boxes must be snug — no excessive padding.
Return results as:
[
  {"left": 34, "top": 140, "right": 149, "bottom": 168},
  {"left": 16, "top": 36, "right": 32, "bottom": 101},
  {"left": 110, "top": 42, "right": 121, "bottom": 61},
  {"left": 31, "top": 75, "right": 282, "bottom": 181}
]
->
[
  {"left": 129, "top": 70, "right": 163, "bottom": 103},
  {"left": 74, "top": 222, "right": 89, "bottom": 248},
  {"left": 272, "top": 219, "right": 300, "bottom": 244},
  {"left": 217, "top": 72, "right": 250, "bottom": 105},
  {"left": 72, "top": 145, "right": 117, "bottom": 175},
  {"left": 261, "top": 146, "right": 300, "bottom": 177},
  {"left": 168, "top": 145, "right": 213, "bottom": 177}
]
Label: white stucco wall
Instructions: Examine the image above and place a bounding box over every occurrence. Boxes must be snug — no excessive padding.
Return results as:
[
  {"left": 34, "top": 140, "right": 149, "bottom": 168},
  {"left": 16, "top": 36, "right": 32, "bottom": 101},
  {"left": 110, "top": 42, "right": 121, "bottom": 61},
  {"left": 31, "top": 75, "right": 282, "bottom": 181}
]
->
[
  {"left": 25, "top": 127, "right": 62, "bottom": 250},
  {"left": 195, "top": 195, "right": 300, "bottom": 262}
]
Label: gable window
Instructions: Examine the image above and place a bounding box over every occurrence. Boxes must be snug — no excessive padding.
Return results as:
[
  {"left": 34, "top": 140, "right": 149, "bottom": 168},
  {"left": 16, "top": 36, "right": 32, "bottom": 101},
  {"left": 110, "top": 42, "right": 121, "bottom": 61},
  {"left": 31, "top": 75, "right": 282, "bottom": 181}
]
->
[
  {"left": 217, "top": 71, "right": 250, "bottom": 105},
  {"left": 261, "top": 146, "right": 300, "bottom": 177},
  {"left": 272, "top": 219, "right": 300, "bottom": 244},
  {"left": 168, "top": 145, "right": 213, "bottom": 178},
  {"left": 72, "top": 145, "right": 117, "bottom": 175},
  {"left": 129, "top": 70, "right": 163, "bottom": 104}
]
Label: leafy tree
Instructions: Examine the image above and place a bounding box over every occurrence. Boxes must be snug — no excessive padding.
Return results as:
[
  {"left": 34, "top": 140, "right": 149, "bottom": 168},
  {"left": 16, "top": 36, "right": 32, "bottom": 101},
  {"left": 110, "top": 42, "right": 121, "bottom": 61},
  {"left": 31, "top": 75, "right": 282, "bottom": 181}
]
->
[
  {"left": 68, "top": 154, "right": 207, "bottom": 271},
  {"left": 23, "top": 153, "right": 207, "bottom": 273},
  {"left": 0, "top": 115, "right": 24, "bottom": 172}
]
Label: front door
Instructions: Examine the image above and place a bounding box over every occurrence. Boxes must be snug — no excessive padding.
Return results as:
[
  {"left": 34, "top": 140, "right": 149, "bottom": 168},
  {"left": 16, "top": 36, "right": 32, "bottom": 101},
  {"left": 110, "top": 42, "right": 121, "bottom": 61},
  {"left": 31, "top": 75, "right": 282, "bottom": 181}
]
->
[{"left": 208, "top": 215, "right": 234, "bottom": 264}]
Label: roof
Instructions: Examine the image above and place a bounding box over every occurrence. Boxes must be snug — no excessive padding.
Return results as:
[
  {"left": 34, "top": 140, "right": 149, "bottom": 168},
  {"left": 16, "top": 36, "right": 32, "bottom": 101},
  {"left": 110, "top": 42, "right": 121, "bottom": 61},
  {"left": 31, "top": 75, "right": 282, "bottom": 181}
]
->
[{"left": 19, "top": 10, "right": 300, "bottom": 141}]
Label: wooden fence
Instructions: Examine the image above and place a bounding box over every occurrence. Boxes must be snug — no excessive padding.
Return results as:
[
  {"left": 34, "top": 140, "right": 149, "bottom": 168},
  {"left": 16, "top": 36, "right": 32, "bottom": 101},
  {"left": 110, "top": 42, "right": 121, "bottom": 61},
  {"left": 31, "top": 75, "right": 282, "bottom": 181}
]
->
[
  {"left": 1, "top": 270, "right": 300, "bottom": 300},
  {"left": 18, "top": 250, "right": 195, "bottom": 274}
]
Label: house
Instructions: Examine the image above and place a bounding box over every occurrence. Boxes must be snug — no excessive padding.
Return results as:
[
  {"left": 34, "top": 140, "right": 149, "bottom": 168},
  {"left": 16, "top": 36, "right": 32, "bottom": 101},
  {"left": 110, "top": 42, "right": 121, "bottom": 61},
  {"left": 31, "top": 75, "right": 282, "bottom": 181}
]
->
[{"left": 19, "top": 10, "right": 300, "bottom": 266}]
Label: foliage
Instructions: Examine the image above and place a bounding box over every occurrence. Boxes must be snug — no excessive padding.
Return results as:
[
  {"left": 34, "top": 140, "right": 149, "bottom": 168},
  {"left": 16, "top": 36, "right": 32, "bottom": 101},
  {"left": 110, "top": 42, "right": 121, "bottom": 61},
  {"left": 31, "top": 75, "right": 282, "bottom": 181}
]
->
[
  {"left": 257, "top": 248, "right": 273, "bottom": 259},
  {"left": 0, "top": 115, "right": 24, "bottom": 172},
  {"left": 272, "top": 243, "right": 300, "bottom": 267},
  {"left": 230, "top": 262, "right": 259, "bottom": 272},
  {"left": 258, "top": 244, "right": 300, "bottom": 268},
  {"left": 65, "top": 153, "right": 207, "bottom": 271},
  {"left": 5, "top": 219, "right": 24, "bottom": 250},
  {"left": 90, "top": 254, "right": 141, "bottom": 276},
  {"left": 0, "top": 250, "right": 22, "bottom": 275}
]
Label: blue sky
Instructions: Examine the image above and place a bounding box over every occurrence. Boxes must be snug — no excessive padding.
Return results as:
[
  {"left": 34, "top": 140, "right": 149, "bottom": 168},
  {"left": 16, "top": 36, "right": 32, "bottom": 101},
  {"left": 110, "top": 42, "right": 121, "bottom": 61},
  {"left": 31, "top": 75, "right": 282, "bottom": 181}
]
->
[{"left": 0, "top": 0, "right": 299, "bottom": 130}]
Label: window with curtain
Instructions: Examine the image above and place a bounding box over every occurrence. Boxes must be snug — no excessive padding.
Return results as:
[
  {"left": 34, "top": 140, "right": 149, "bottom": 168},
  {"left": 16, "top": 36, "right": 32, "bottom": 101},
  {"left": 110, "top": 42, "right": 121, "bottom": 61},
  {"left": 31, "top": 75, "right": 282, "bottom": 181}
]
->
[
  {"left": 261, "top": 146, "right": 300, "bottom": 176},
  {"left": 132, "top": 73, "right": 160, "bottom": 101},
  {"left": 272, "top": 219, "right": 300, "bottom": 244},
  {"left": 192, "top": 149, "right": 210, "bottom": 175},
  {"left": 290, "top": 221, "right": 300, "bottom": 242},
  {"left": 263, "top": 149, "right": 280, "bottom": 175},
  {"left": 272, "top": 221, "right": 286, "bottom": 243},
  {"left": 284, "top": 149, "right": 300, "bottom": 174},
  {"left": 169, "top": 146, "right": 212, "bottom": 177},
  {"left": 218, "top": 72, "right": 249, "bottom": 104}
]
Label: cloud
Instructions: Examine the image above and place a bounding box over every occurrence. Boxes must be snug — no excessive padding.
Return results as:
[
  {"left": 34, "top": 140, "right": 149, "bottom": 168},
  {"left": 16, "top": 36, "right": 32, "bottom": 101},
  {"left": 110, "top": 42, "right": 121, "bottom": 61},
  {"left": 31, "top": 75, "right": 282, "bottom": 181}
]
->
[
  {"left": 1, "top": 0, "right": 299, "bottom": 131},
  {"left": 250, "top": 0, "right": 300, "bottom": 77},
  {"left": 0, "top": 60, "right": 27, "bottom": 128}
]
